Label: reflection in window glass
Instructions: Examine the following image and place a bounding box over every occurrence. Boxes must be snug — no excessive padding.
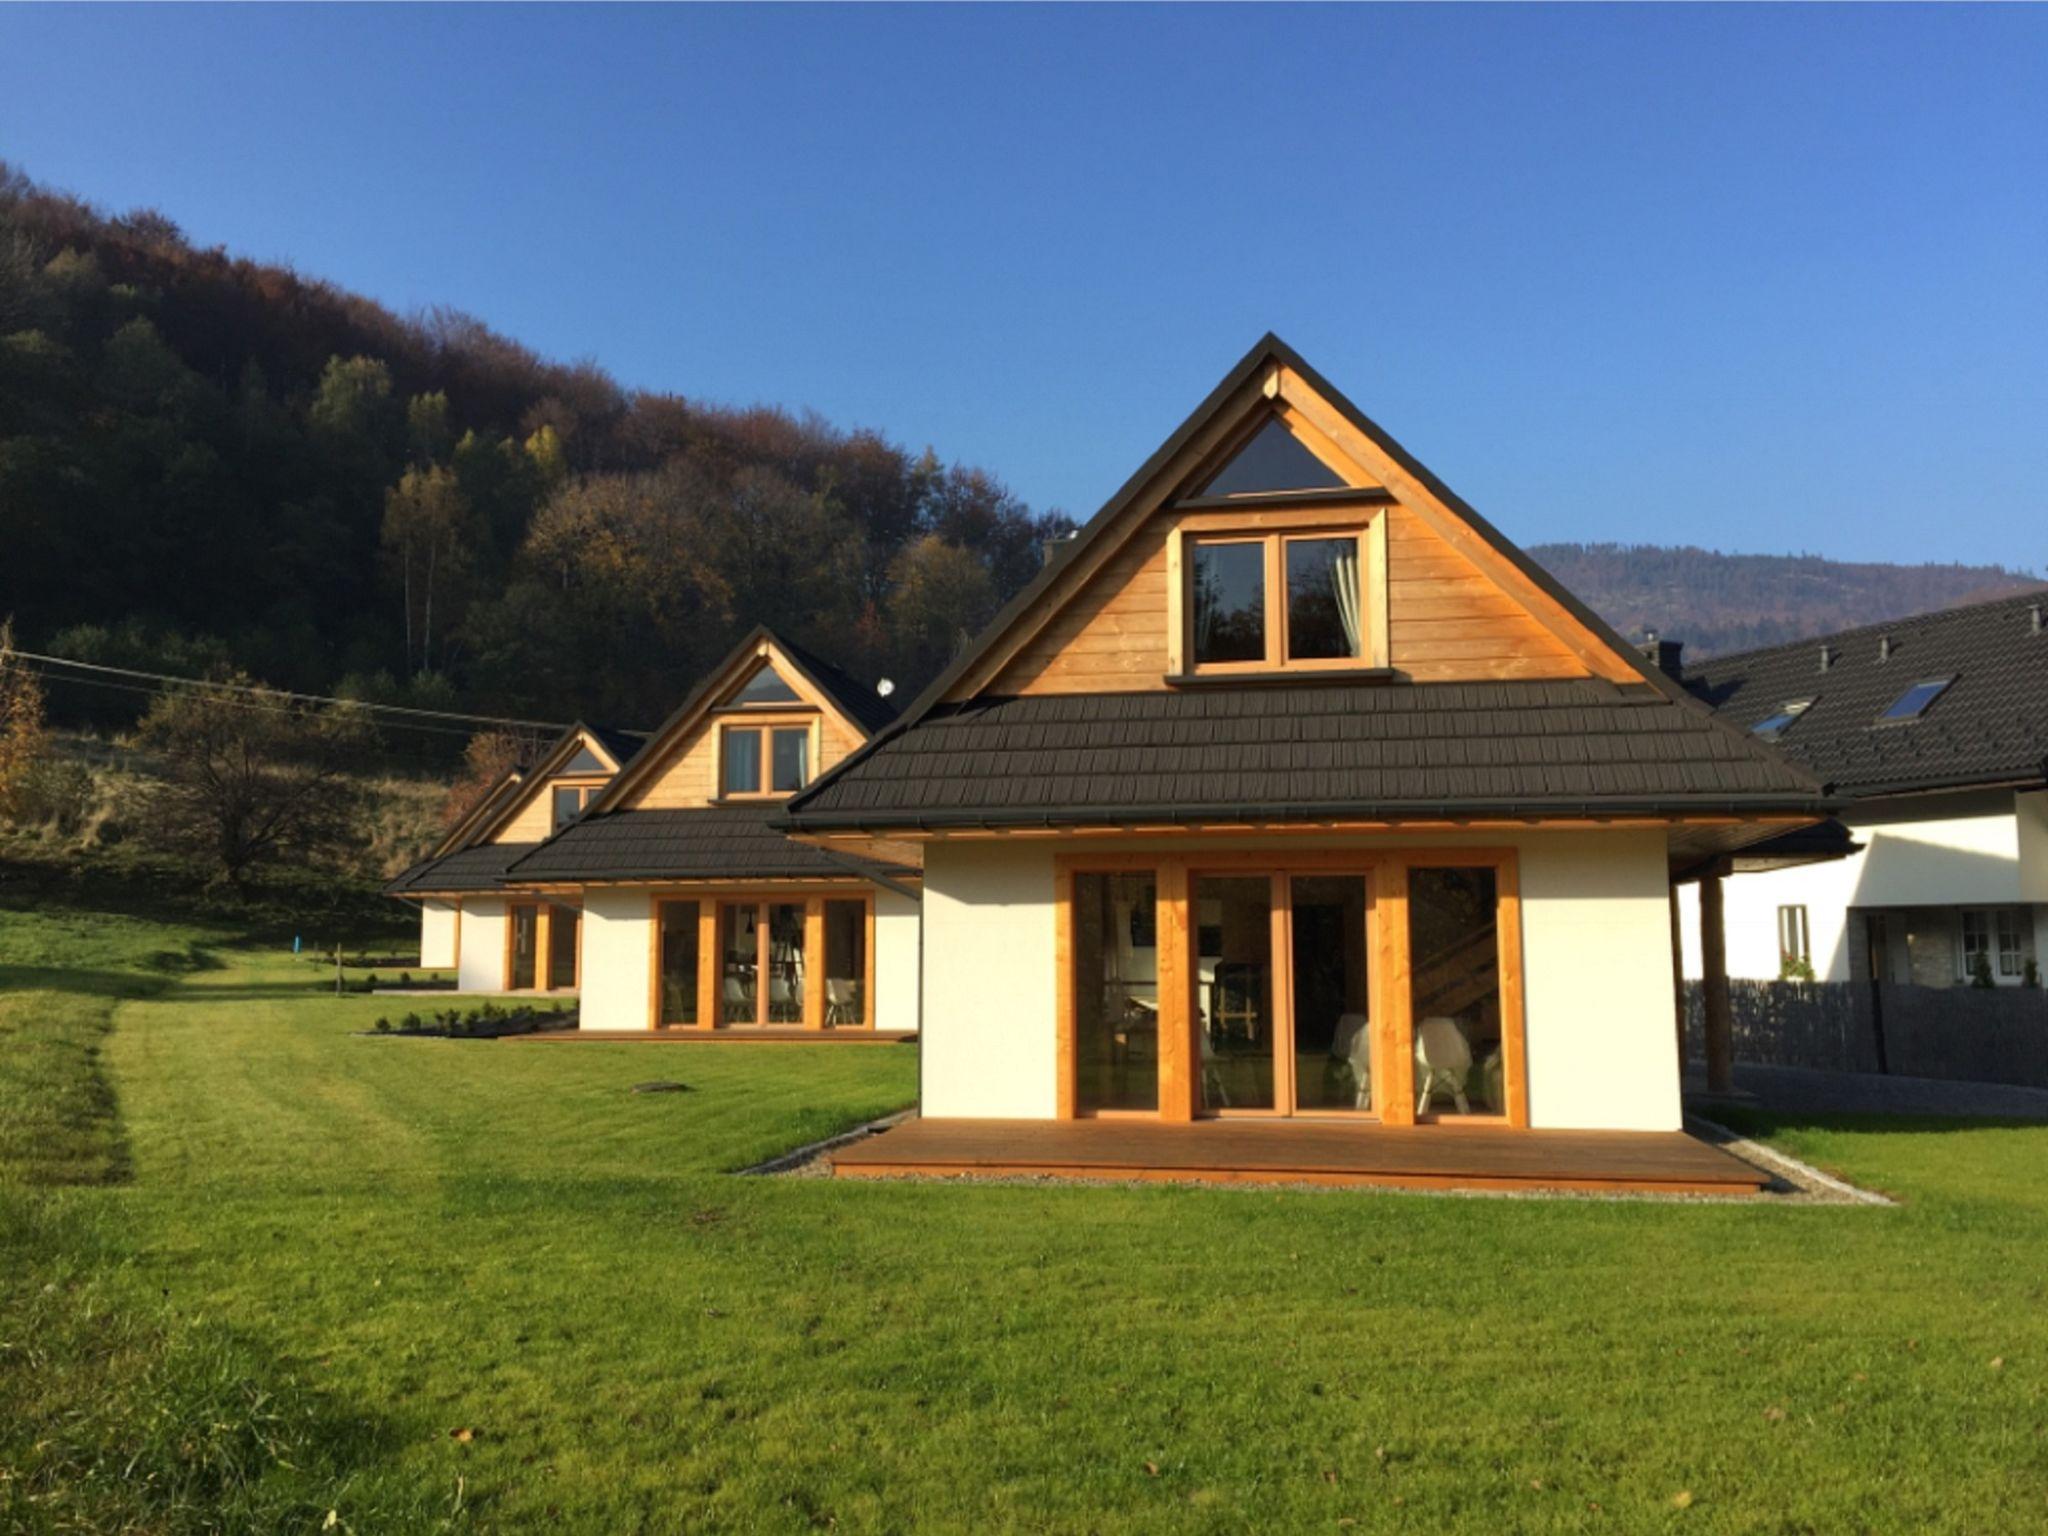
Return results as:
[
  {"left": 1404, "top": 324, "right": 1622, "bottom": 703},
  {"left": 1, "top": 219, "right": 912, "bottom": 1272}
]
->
[
  {"left": 767, "top": 903, "right": 806, "bottom": 1023},
  {"left": 721, "top": 904, "right": 759, "bottom": 1023},
  {"left": 733, "top": 666, "right": 801, "bottom": 706},
  {"left": 771, "top": 728, "right": 810, "bottom": 792},
  {"left": 722, "top": 728, "right": 762, "bottom": 795},
  {"left": 1199, "top": 418, "right": 1348, "bottom": 498},
  {"left": 1286, "top": 537, "right": 1362, "bottom": 661},
  {"left": 824, "top": 899, "right": 866, "bottom": 1025},
  {"left": 509, "top": 905, "right": 538, "bottom": 990},
  {"left": 547, "top": 904, "right": 579, "bottom": 990},
  {"left": 1195, "top": 876, "right": 1276, "bottom": 1111},
  {"left": 1409, "top": 867, "right": 1503, "bottom": 1117},
  {"left": 1880, "top": 678, "right": 1952, "bottom": 722},
  {"left": 1290, "top": 876, "right": 1374, "bottom": 1111},
  {"left": 658, "top": 900, "right": 699, "bottom": 1025},
  {"left": 1074, "top": 873, "right": 1159, "bottom": 1112},
  {"left": 552, "top": 785, "right": 583, "bottom": 831},
  {"left": 1190, "top": 541, "right": 1266, "bottom": 665}
]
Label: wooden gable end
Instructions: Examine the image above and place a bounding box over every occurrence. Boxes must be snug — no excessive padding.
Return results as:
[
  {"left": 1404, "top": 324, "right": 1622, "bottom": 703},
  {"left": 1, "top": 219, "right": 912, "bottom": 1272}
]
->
[
  {"left": 485, "top": 729, "right": 620, "bottom": 845},
  {"left": 964, "top": 351, "right": 1639, "bottom": 700},
  {"left": 614, "top": 648, "right": 866, "bottom": 812}
]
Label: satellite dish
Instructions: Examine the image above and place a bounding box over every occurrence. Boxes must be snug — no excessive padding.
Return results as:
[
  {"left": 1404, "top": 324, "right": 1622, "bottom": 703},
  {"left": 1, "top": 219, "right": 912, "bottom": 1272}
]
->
[{"left": 876, "top": 678, "right": 896, "bottom": 697}]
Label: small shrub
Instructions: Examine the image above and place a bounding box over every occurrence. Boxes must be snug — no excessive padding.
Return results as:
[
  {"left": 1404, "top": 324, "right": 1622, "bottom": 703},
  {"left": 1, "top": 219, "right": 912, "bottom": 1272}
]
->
[{"left": 373, "top": 1016, "right": 391, "bottom": 1033}]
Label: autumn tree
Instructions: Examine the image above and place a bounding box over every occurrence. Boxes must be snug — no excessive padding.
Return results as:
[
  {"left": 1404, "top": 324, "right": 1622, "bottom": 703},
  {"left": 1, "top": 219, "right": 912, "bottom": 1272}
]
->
[
  {"left": 885, "top": 536, "right": 998, "bottom": 683},
  {"left": 438, "top": 727, "right": 539, "bottom": 834},
  {"left": 131, "top": 678, "right": 373, "bottom": 887},
  {"left": 0, "top": 619, "right": 49, "bottom": 821},
  {"left": 381, "top": 465, "right": 477, "bottom": 675}
]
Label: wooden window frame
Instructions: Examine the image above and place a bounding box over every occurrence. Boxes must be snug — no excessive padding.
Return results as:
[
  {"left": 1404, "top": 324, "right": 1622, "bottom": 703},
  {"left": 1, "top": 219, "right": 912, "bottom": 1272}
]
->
[
  {"left": 645, "top": 886, "right": 875, "bottom": 1031},
  {"left": 503, "top": 899, "right": 581, "bottom": 993},
  {"left": 715, "top": 715, "right": 822, "bottom": 801},
  {"left": 1166, "top": 507, "right": 1390, "bottom": 680},
  {"left": 549, "top": 778, "right": 606, "bottom": 831},
  {"left": 1053, "top": 848, "right": 1527, "bottom": 1129}
]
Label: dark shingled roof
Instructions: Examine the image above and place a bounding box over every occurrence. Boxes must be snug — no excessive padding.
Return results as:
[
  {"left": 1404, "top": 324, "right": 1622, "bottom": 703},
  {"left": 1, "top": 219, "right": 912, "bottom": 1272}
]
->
[
  {"left": 776, "top": 636, "right": 899, "bottom": 735},
  {"left": 386, "top": 841, "right": 541, "bottom": 896},
  {"left": 505, "top": 805, "right": 908, "bottom": 884},
  {"left": 780, "top": 680, "right": 1828, "bottom": 831},
  {"left": 587, "top": 723, "right": 650, "bottom": 769},
  {"left": 1685, "top": 591, "right": 2048, "bottom": 796}
]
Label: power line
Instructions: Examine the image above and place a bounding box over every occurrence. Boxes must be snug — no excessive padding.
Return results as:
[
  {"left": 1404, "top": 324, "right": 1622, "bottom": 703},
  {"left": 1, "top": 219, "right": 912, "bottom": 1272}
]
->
[
  {"left": 21, "top": 666, "right": 500, "bottom": 741},
  {"left": 10, "top": 649, "right": 574, "bottom": 733}
]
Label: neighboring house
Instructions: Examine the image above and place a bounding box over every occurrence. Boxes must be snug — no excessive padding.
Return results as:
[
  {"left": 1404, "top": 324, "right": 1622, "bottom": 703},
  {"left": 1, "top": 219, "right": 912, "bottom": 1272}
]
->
[
  {"left": 386, "top": 722, "right": 647, "bottom": 991},
  {"left": 497, "top": 629, "right": 922, "bottom": 1034},
  {"left": 1676, "top": 593, "right": 2048, "bottom": 990},
  {"left": 781, "top": 336, "right": 1830, "bottom": 1134}
]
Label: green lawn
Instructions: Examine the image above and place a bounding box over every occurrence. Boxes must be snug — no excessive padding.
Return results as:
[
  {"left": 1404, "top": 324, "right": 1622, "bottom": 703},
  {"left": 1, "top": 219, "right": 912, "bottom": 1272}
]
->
[{"left": 5, "top": 886, "right": 2048, "bottom": 1533}]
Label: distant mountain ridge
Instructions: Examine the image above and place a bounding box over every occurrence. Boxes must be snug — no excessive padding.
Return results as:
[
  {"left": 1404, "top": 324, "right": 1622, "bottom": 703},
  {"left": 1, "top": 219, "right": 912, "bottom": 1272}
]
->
[{"left": 1527, "top": 543, "right": 2046, "bottom": 660}]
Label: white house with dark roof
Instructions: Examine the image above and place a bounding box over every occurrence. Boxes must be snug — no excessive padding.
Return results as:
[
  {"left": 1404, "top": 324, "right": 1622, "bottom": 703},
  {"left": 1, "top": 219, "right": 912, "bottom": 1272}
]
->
[
  {"left": 1677, "top": 591, "right": 2048, "bottom": 989},
  {"left": 781, "top": 336, "right": 1832, "bottom": 1154}
]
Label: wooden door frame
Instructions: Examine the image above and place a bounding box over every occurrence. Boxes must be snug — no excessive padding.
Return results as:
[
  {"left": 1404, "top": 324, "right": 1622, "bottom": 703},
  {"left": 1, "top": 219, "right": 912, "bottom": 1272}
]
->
[
  {"left": 643, "top": 885, "right": 877, "bottom": 1032},
  {"left": 1053, "top": 847, "right": 1528, "bottom": 1129}
]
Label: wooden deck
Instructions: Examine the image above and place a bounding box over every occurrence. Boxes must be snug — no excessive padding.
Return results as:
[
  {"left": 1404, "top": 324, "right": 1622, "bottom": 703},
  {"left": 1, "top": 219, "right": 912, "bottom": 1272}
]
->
[
  {"left": 830, "top": 1116, "right": 1770, "bottom": 1194},
  {"left": 514, "top": 1028, "right": 917, "bottom": 1045}
]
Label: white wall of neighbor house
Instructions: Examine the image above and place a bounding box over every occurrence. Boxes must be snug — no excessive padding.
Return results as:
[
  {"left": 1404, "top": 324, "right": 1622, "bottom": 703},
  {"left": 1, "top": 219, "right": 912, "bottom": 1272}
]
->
[
  {"left": 456, "top": 898, "right": 507, "bottom": 993},
  {"left": 918, "top": 828, "right": 1683, "bottom": 1132},
  {"left": 1678, "top": 790, "right": 2033, "bottom": 983},
  {"left": 577, "top": 888, "right": 652, "bottom": 1031},
  {"left": 418, "top": 900, "right": 459, "bottom": 970},
  {"left": 873, "top": 887, "right": 922, "bottom": 1033}
]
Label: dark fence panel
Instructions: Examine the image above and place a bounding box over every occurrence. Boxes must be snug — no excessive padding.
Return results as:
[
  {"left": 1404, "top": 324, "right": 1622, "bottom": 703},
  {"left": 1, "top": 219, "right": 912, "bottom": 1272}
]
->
[{"left": 1685, "top": 980, "right": 2048, "bottom": 1088}]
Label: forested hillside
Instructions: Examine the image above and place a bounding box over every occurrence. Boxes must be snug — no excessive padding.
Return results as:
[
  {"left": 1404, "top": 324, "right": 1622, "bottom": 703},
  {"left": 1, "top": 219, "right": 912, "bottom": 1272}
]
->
[
  {"left": 0, "top": 163, "right": 1067, "bottom": 731},
  {"left": 1532, "top": 543, "right": 2044, "bottom": 658}
]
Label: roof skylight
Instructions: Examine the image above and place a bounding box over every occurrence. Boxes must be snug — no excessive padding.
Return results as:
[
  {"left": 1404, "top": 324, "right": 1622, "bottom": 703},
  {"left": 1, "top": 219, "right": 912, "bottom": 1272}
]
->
[
  {"left": 1751, "top": 700, "right": 1813, "bottom": 741},
  {"left": 1878, "top": 677, "right": 1953, "bottom": 724}
]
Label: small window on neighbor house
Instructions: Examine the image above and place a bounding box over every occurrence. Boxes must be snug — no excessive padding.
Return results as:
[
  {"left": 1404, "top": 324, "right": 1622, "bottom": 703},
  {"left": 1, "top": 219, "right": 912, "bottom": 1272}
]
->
[
  {"left": 721, "top": 724, "right": 810, "bottom": 795},
  {"left": 552, "top": 786, "right": 582, "bottom": 831},
  {"left": 1197, "top": 417, "right": 1348, "bottom": 499},
  {"left": 1996, "top": 908, "right": 2024, "bottom": 978},
  {"left": 1752, "top": 700, "right": 1814, "bottom": 740},
  {"left": 732, "top": 665, "right": 802, "bottom": 707},
  {"left": 1959, "top": 910, "right": 1992, "bottom": 983},
  {"left": 1879, "top": 677, "right": 1953, "bottom": 723},
  {"left": 1777, "top": 905, "right": 1811, "bottom": 973}
]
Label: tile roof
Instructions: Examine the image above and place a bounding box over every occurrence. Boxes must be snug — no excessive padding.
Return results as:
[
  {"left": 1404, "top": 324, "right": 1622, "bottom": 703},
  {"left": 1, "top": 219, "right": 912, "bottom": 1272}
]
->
[
  {"left": 781, "top": 679, "right": 1828, "bottom": 831},
  {"left": 505, "top": 805, "right": 908, "bottom": 884},
  {"left": 586, "top": 723, "right": 650, "bottom": 769},
  {"left": 775, "top": 635, "right": 900, "bottom": 735},
  {"left": 1684, "top": 592, "right": 2048, "bottom": 796},
  {"left": 385, "top": 842, "right": 541, "bottom": 896}
]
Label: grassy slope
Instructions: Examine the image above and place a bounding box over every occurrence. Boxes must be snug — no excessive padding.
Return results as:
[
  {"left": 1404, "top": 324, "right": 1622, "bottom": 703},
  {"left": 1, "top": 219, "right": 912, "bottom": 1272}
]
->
[{"left": 6, "top": 887, "right": 2048, "bottom": 1533}]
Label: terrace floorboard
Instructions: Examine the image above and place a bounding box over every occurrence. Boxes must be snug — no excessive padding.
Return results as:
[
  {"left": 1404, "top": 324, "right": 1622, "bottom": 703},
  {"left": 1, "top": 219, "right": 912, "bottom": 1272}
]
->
[{"left": 831, "top": 1115, "right": 1769, "bottom": 1194}]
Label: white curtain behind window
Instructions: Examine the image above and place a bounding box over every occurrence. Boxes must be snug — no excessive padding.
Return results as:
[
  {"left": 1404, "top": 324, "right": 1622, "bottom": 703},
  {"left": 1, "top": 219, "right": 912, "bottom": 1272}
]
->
[{"left": 1332, "top": 548, "right": 1362, "bottom": 658}]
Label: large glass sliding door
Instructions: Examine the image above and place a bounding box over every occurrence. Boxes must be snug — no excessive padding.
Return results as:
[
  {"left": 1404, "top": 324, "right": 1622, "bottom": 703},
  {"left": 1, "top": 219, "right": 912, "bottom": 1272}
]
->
[
  {"left": 1073, "top": 872, "right": 1160, "bottom": 1113},
  {"left": 1193, "top": 871, "right": 1375, "bottom": 1117},
  {"left": 1409, "top": 866, "right": 1504, "bottom": 1118}
]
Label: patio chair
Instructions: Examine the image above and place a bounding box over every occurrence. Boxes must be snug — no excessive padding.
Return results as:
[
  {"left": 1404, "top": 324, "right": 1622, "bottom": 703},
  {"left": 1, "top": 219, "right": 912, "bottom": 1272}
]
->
[
  {"left": 1330, "top": 1012, "right": 1373, "bottom": 1109},
  {"left": 723, "top": 975, "right": 752, "bottom": 1022},
  {"left": 825, "top": 978, "right": 859, "bottom": 1025},
  {"left": 1414, "top": 1016, "right": 1473, "bottom": 1116}
]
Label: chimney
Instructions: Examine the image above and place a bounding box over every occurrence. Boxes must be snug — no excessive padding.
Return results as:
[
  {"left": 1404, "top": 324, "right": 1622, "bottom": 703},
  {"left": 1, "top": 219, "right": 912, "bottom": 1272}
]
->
[
  {"left": 1879, "top": 634, "right": 1893, "bottom": 663},
  {"left": 1635, "top": 629, "right": 1685, "bottom": 680},
  {"left": 1819, "top": 644, "right": 1836, "bottom": 673},
  {"left": 2033, "top": 602, "right": 2044, "bottom": 637}
]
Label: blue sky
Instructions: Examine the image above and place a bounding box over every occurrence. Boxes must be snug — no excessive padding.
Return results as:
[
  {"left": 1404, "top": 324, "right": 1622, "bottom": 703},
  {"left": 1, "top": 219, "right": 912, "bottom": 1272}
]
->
[{"left": 3, "top": 4, "right": 2042, "bottom": 566}]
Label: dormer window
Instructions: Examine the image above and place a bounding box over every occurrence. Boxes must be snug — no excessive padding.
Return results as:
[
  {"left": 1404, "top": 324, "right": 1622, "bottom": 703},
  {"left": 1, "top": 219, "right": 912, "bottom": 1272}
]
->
[
  {"left": 551, "top": 783, "right": 601, "bottom": 830},
  {"left": 1751, "top": 699, "right": 1813, "bottom": 741},
  {"left": 1878, "top": 677, "right": 1953, "bottom": 724},
  {"left": 1187, "top": 528, "right": 1369, "bottom": 672},
  {"left": 721, "top": 724, "right": 811, "bottom": 796}
]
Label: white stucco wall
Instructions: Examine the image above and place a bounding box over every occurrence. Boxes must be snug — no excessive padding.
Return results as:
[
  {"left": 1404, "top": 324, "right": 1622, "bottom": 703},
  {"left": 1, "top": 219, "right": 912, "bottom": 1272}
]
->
[
  {"left": 873, "top": 887, "right": 922, "bottom": 1033},
  {"left": 918, "top": 829, "right": 1683, "bottom": 1132},
  {"left": 418, "top": 900, "right": 459, "bottom": 970},
  {"left": 1678, "top": 790, "right": 2033, "bottom": 983},
  {"left": 456, "top": 898, "right": 507, "bottom": 993},
  {"left": 578, "top": 888, "right": 653, "bottom": 1031},
  {"left": 922, "top": 842, "right": 1060, "bottom": 1119}
]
